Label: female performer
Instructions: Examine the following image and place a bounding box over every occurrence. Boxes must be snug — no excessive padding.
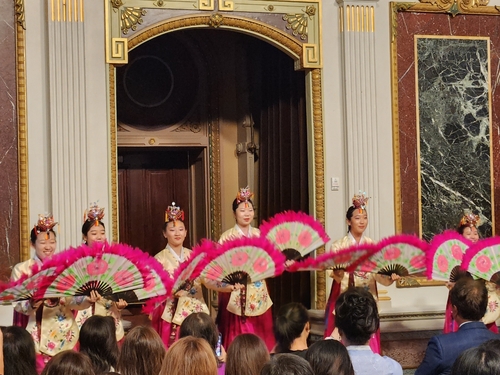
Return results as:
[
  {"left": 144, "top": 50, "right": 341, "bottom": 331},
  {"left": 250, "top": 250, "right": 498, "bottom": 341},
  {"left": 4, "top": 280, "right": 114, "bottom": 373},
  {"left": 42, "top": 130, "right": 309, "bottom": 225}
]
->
[
  {"left": 11, "top": 214, "right": 96, "bottom": 371},
  {"left": 75, "top": 204, "right": 128, "bottom": 341},
  {"left": 443, "top": 213, "right": 499, "bottom": 333},
  {"left": 151, "top": 202, "right": 214, "bottom": 347},
  {"left": 324, "top": 193, "right": 398, "bottom": 354},
  {"left": 216, "top": 187, "right": 275, "bottom": 351}
]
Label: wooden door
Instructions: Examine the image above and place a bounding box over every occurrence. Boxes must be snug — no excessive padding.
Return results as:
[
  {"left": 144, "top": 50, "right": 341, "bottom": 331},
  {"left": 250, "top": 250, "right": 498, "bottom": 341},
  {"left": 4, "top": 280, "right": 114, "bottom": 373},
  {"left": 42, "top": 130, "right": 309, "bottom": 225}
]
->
[{"left": 118, "top": 147, "right": 207, "bottom": 257}]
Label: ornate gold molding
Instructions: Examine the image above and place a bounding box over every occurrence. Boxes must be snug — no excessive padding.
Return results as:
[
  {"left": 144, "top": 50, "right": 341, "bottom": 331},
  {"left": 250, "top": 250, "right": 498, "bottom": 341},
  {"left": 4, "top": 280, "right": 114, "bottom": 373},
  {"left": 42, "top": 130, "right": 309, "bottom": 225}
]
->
[
  {"left": 108, "top": 65, "right": 119, "bottom": 243},
  {"left": 121, "top": 8, "right": 147, "bottom": 35},
  {"left": 283, "top": 5, "right": 316, "bottom": 40},
  {"left": 209, "top": 120, "right": 222, "bottom": 240},
  {"left": 199, "top": 0, "right": 215, "bottom": 10},
  {"left": 208, "top": 13, "right": 224, "bottom": 27},
  {"left": 311, "top": 68, "right": 326, "bottom": 309},
  {"left": 219, "top": 0, "right": 234, "bottom": 11},
  {"left": 14, "top": 0, "right": 25, "bottom": 30},
  {"left": 16, "top": 11, "right": 29, "bottom": 261},
  {"left": 392, "top": 0, "right": 500, "bottom": 17}
]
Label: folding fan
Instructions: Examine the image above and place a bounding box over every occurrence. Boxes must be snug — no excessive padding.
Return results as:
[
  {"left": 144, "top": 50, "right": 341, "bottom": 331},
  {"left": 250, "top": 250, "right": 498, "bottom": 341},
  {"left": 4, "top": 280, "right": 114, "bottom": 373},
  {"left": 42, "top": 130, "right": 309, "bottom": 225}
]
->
[
  {"left": 426, "top": 231, "right": 471, "bottom": 281},
  {"left": 132, "top": 257, "right": 173, "bottom": 303},
  {"left": 142, "top": 240, "right": 212, "bottom": 314},
  {"left": 38, "top": 242, "right": 170, "bottom": 300},
  {"left": 0, "top": 265, "right": 58, "bottom": 304},
  {"left": 260, "top": 211, "right": 330, "bottom": 260},
  {"left": 357, "top": 234, "right": 428, "bottom": 276},
  {"left": 287, "top": 243, "right": 378, "bottom": 272},
  {"left": 461, "top": 237, "right": 500, "bottom": 284},
  {"left": 199, "top": 236, "right": 286, "bottom": 318}
]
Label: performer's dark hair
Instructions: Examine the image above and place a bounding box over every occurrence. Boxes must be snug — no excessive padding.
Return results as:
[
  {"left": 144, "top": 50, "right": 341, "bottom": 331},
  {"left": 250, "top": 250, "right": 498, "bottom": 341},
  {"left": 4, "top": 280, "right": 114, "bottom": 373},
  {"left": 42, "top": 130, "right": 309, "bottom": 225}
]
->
[
  {"left": 274, "top": 302, "right": 309, "bottom": 353},
  {"left": 232, "top": 198, "right": 254, "bottom": 213},
  {"left": 450, "top": 278, "right": 488, "bottom": 321},
  {"left": 335, "top": 287, "right": 379, "bottom": 345},
  {"left": 30, "top": 228, "right": 56, "bottom": 245}
]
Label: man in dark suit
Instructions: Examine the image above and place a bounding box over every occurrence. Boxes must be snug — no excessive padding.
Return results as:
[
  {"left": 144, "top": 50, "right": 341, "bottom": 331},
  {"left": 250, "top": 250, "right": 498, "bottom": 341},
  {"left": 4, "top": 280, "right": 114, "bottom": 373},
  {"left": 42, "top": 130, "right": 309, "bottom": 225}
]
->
[{"left": 415, "top": 277, "right": 498, "bottom": 375}]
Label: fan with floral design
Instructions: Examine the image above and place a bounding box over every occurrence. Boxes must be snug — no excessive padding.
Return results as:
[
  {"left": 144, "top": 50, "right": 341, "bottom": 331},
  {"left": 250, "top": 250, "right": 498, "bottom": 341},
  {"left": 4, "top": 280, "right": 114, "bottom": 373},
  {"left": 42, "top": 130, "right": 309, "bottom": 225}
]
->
[
  {"left": 357, "top": 234, "right": 428, "bottom": 276},
  {"left": 260, "top": 211, "right": 330, "bottom": 261},
  {"left": 461, "top": 237, "right": 500, "bottom": 284},
  {"left": 287, "top": 244, "right": 378, "bottom": 272},
  {"left": 0, "top": 265, "right": 58, "bottom": 304},
  {"left": 199, "top": 236, "right": 285, "bottom": 318},
  {"left": 426, "top": 231, "right": 471, "bottom": 281},
  {"left": 38, "top": 242, "right": 171, "bottom": 300}
]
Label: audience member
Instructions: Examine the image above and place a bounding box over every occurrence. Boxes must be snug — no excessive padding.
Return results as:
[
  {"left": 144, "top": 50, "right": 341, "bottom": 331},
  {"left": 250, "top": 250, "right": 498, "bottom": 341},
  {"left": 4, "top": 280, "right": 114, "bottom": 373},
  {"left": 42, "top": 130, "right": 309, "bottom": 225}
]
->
[
  {"left": 116, "top": 326, "right": 166, "bottom": 375},
  {"left": 451, "top": 345, "right": 500, "bottom": 375},
  {"left": 416, "top": 278, "right": 498, "bottom": 375},
  {"left": 226, "top": 333, "right": 270, "bottom": 375},
  {"left": 305, "top": 339, "right": 354, "bottom": 375},
  {"left": 79, "top": 315, "right": 119, "bottom": 374},
  {"left": 260, "top": 353, "right": 314, "bottom": 375},
  {"left": 273, "top": 303, "right": 310, "bottom": 358},
  {"left": 480, "top": 339, "right": 500, "bottom": 354},
  {"left": 40, "top": 351, "right": 96, "bottom": 375},
  {"left": 335, "top": 287, "right": 402, "bottom": 375},
  {"left": 179, "top": 312, "right": 225, "bottom": 374},
  {"left": 1, "top": 325, "right": 37, "bottom": 375},
  {"left": 160, "top": 336, "right": 218, "bottom": 375}
]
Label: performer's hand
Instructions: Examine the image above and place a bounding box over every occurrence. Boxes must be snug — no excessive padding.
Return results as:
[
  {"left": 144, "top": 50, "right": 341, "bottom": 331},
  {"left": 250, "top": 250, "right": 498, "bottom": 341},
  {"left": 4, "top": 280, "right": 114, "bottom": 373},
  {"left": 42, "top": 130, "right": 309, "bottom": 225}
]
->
[
  {"left": 174, "top": 290, "right": 188, "bottom": 298},
  {"left": 390, "top": 273, "right": 401, "bottom": 281},
  {"left": 331, "top": 269, "right": 345, "bottom": 283},
  {"left": 285, "top": 259, "right": 295, "bottom": 268},
  {"left": 116, "top": 299, "right": 128, "bottom": 310},
  {"left": 88, "top": 290, "right": 102, "bottom": 303},
  {"left": 218, "top": 345, "right": 227, "bottom": 362},
  {"left": 233, "top": 283, "right": 245, "bottom": 291}
]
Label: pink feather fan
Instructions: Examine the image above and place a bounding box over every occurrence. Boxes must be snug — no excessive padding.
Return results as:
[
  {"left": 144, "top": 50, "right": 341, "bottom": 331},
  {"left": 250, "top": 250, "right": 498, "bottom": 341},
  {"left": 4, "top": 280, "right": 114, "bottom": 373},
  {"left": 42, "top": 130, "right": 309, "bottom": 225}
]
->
[
  {"left": 36, "top": 242, "right": 173, "bottom": 300},
  {"left": 260, "top": 211, "right": 330, "bottom": 260},
  {"left": 358, "top": 234, "right": 428, "bottom": 276},
  {"left": 462, "top": 237, "right": 500, "bottom": 284},
  {"left": 426, "top": 231, "right": 471, "bottom": 281},
  {"left": 287, "top": 243, "right": 378, "bottom": 272}
]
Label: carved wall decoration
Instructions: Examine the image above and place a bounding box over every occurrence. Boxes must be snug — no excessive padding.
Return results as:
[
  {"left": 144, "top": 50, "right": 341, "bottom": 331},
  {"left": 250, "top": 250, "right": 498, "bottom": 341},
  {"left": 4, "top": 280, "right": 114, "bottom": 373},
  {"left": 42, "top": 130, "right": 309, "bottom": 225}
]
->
[
  {"left": 14, "top": 0, "right": 25, "bottom": 29},
  {"left": 121, "top": 7, "right": 147, "bottom": 34},
  {"left": 283, "top": 5, "right": 316, "bottom": 40},
  {"left": 208, "top": 13, "right": 224, "bottom": 27}
]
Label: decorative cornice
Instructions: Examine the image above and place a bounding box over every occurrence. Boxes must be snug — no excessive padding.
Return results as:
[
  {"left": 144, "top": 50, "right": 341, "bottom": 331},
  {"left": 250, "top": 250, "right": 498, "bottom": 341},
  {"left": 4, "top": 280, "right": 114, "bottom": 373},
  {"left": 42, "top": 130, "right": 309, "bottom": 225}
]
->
[
  {"left": 393, "top": 0, "right": 500, "bottom": 16},
  {"left": 208, "top": 13, "right": 224, "bottom": 28},
  {"left": 121, "top": 8, "right": 147, "bottom": 35},
  {"left": 283, "top": 5, "right": 316, "bottom": 40},
  {"left": 15, "top": 0, "right": 25, "bottom": 30}
]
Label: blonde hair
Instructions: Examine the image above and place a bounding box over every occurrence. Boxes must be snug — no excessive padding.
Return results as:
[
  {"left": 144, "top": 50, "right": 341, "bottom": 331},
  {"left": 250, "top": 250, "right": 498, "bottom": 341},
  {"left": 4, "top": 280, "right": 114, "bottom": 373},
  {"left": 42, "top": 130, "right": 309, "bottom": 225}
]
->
[{"left": 160, "top": 337, "right": 218, "bottom": 375}]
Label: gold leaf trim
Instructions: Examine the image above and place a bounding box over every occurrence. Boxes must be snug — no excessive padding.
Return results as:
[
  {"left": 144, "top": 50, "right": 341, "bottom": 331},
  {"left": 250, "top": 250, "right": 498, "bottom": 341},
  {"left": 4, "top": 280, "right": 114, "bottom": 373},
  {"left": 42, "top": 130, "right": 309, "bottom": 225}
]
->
[
  {"left": 121, "top": 8, "right": 147, "bottom": 35},
  {"left": 15, "top": 0, "right": 25, "bottom": 30},
  {"left": 111, "top": 0, "right": 124, "bottom": 8},
  {"left": 208, "top": 13, "right": 224, "bottom": 27},
  {"left": 393, "top": 0, "right": 500, "bottom": 16},
  {"left": 283, "top": 5, "right": 316, "bottom": 40},
  {"left": 109, "top": 65, "right": 119, "bottom": 243}
]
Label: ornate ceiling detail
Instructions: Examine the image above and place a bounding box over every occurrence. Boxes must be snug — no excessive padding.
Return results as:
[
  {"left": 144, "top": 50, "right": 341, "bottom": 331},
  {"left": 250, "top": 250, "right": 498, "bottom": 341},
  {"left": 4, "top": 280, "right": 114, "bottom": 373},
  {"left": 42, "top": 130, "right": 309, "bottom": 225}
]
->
[
  {"left": 393, "top": 0, "right": 500, "bottom": 16},
  {"left": 283, "top": 5, "right": 316, "bottom": 40},
  {"left": 121, "top": 8, "right": 147, "bottom": 35}
]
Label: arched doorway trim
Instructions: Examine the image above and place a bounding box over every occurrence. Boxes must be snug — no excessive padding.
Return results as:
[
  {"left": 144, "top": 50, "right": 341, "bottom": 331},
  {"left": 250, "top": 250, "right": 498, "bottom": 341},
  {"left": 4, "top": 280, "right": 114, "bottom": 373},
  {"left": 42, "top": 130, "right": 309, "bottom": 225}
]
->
[{"left": 108, "top": 15, "right": 327, "bottom": 308}]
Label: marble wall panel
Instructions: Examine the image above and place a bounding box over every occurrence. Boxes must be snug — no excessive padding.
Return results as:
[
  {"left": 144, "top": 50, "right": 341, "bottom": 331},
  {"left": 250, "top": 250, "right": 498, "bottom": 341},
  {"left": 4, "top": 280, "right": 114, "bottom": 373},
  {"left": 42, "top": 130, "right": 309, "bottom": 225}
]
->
[
  {"left": 417, "top": 37, "right": 491, "bottom": 240},
  {"left": 0, "top": 0, "right": 20, "bottom": 281},
  {"left": 395, "top": 11, "right": 500, "bottom": 238}
]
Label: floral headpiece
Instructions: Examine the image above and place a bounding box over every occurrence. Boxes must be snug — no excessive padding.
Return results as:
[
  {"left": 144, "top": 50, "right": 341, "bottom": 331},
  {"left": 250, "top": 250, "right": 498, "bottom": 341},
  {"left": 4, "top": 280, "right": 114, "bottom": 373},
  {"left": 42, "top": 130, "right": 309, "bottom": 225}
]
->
[
  {"left": 34, "top": 214, "right": 58, "bottom": 239},
  {"left": 85, "top": 203, "right": 105, "bottom": 227},
  {"left": 165, "top": 202, "right": 184, "bottom": 226},
  {"left": 236, "top": 186, "right": 253, "bottom": 207},
  {"left": 352, "top": 191, "right": 369, "bottom": 213},
  {"left": 459, "top": 212, "right": 480, "bottom": 228}
]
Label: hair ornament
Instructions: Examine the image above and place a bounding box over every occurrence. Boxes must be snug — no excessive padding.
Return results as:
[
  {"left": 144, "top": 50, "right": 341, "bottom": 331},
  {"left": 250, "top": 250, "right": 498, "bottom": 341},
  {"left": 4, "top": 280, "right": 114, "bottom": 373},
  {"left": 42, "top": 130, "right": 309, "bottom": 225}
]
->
[
  {"left": 165, "top": 202, "right": 184, "bottom": 226},
  {"left": 352, "top": 191, "right": 369, "bottom": 213},
  {"left": 85, "top": 203, "right": 105, "bottom": 227},
  {"left": 34, "top": 214, "right": 58, "bottom": 240},
  {"left": 459, "top": 212, "right": 480, "bottom": 228},
  {"left": 236, "top": 186, "right": 254, "bottom": 208}
]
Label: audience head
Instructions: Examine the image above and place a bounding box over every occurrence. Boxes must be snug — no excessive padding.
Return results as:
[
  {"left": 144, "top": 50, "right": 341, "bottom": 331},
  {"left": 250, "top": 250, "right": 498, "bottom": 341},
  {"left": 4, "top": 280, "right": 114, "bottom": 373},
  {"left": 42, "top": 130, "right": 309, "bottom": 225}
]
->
[
  {"left": 481, "top": 339, "right": 500, "bottom": 355},
  {"left": 274, "top": 302, "right": 310, "bottom": 353},
  {"left": 41, "top": 351, "right": 96, "bottom": 375},
  {"left": 179, "top": 312, "right": 218, "bottom": 351},
  {"left": 160, "top": 336, "right": 218, "bottom": 375},
  {"left": 451, "top": 345, "right": 500, "bottom": 375},
  {"left": 117, "top": 325, "right": 166, "bottom": 375},
  {"left": 335, "top": 287, "right": 379, "bottom": 345},
  {"left": 450, "top": 278, "right": 488, "bottom": 321},
  {"left": 226, "top": 333, "right": 270, "bottom": 375},
  {"left": 1, "top": 325, "right": 37, "bottom": 375},
  {"left": 305, "top": 339, "right": 354, "bottom": 375},
  {"left": 260, "top": 353, "right": 314, "bottom": 375},
  {"left": 79, "top": 315, "right": 119, "bottom": 374}
]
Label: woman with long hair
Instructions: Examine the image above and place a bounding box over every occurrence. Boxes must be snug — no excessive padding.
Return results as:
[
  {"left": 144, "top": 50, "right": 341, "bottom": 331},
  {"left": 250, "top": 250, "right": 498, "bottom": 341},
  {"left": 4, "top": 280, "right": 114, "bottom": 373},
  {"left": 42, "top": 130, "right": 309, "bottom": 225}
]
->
[
  {"left": 160, "top": 336, "right": 218, "bottom": 375},
  {"left": 225, "top": 333, "right": 269, "bottom": 375}
]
